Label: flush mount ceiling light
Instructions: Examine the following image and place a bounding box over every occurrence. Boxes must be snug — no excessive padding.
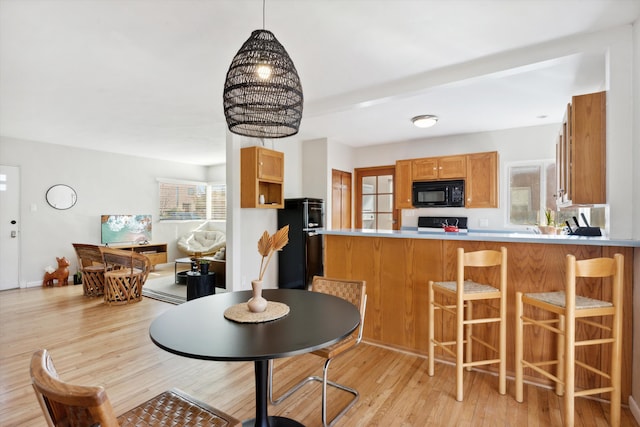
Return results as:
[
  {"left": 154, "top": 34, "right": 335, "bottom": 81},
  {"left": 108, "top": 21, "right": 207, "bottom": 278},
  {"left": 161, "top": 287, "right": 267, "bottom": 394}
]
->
[
  {"left": 411, "top": 115, "right": 439, "bottom": 128},
  {"left": 223, "top": 0, "right": 303, "bottom": 139}
]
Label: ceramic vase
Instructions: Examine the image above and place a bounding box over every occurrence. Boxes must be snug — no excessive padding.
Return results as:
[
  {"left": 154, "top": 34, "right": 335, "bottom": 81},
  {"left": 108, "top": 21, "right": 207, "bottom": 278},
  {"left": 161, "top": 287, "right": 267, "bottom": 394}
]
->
[{"left": 248, "top": 279, "right": 268, "bottom": 313}]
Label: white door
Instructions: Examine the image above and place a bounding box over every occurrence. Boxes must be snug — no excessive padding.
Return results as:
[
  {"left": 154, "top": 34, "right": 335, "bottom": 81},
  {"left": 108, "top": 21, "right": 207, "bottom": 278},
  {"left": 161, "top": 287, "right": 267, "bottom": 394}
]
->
[{"left": 0, "top": 165, "right": 20, "bottom": 290}]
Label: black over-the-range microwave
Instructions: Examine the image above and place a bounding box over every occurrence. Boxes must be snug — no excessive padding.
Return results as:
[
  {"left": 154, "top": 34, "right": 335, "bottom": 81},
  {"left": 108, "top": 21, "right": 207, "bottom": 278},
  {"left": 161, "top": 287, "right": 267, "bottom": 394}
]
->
[{"left": 412, "top": 179, "right": 465, "bottom": 207}]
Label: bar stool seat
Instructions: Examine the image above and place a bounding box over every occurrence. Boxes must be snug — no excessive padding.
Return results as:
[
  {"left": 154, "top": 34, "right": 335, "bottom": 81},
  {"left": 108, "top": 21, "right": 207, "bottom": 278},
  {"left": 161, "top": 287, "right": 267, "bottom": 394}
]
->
[{"left": 433, "top": 280, "right": 500, "bottom": 294}]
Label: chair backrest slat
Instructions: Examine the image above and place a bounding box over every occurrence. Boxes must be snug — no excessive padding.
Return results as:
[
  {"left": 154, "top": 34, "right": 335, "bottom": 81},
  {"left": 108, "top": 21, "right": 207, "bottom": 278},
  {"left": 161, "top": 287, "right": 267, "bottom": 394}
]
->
[
  {"left": 72, "top": 243, "right": 104, "bottom": 268},
  {"left": 574, "top": 256, "right": 618, "bottom": 278}
]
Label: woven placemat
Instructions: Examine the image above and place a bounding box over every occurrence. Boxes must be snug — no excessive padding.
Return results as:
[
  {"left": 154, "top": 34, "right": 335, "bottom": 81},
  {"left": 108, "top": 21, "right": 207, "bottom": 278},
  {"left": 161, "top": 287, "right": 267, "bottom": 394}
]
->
[{"left": 223, "top": 301, "right": 290, "bottom": 323}]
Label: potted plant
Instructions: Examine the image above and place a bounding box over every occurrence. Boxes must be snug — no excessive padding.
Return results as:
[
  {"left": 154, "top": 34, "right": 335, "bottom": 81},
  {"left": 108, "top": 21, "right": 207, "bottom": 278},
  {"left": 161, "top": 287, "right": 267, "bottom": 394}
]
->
[
  {"left": 538, "top": 209, "right": 556, "bottom": 235},
  {"left": 199, "top": 258, "right": 210, "bottom": 275}
]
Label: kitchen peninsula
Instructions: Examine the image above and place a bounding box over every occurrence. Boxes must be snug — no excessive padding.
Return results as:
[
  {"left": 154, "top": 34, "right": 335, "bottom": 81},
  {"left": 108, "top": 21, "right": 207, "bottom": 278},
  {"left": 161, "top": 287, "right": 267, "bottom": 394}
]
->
[{"left": 320, "top": 228, "right": 638, "bottom": 402}]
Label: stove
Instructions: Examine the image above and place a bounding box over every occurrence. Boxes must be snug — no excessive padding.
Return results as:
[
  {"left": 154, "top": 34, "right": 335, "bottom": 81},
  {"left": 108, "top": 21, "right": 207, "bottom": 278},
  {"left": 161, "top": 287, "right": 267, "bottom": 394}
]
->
[{"left": 417, "top": 216, "right": 468, "bottom": 233}]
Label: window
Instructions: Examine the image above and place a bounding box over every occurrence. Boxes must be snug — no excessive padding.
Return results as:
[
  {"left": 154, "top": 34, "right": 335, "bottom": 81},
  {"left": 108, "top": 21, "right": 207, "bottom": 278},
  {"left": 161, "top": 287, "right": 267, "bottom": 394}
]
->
[
  {"left": 159, "top": 180, "right": 226, "bottom": 221},
  {"left": 508, "top": 160, "right": 557, "bottom": 227},
  {"left": 507, "top": 160, "right": 605, "bottom": 230},
  {"left": 209, "top": 183, "right": 227, "bottom": 220},
  {"left": 508, "top": 163, "right": 545, "bottom": 226}
]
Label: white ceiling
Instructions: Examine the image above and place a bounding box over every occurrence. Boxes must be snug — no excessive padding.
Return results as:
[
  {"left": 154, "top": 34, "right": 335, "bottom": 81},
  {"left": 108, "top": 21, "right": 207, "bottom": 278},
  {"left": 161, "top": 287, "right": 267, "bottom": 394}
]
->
[{"left": 1, "top": 0, "right": 639, "bottom": 166}]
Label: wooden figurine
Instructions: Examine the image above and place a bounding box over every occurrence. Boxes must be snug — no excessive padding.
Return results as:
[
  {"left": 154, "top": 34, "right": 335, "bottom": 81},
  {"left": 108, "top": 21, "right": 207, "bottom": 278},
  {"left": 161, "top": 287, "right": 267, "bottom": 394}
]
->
[{"left": 43, "top": 257, "right": 70, "bottom": 287}]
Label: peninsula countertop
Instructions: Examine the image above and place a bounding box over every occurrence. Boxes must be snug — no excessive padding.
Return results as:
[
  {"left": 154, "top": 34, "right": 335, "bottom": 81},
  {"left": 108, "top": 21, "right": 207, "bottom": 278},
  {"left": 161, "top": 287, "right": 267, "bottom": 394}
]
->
[{"left": 318, "top": 228, "right": 640, "bottom": 247}]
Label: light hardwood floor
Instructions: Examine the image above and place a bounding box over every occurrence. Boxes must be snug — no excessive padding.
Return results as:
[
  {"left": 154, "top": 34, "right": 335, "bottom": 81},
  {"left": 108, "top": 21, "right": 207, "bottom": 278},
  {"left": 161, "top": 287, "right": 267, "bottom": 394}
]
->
[{"left": 1, "top": 281, "right": 638, "bottom": 426}]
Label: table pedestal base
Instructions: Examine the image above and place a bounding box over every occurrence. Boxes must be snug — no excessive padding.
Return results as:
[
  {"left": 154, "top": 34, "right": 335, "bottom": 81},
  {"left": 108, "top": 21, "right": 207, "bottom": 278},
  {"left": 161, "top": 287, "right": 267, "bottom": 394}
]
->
[
  {"left": 242, "top": 416, "right": 304, "bottom": 427},
  {"left": 248, "top": 360, "right": 305, "bottom": 427}
]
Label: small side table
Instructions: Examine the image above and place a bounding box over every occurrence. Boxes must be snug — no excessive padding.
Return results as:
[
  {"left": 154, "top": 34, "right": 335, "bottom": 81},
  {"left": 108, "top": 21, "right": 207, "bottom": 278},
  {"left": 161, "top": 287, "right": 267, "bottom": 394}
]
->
[
  {"left": 175, "top": 257, "right": 215, "bottom": 284},
  {"left": 186, "top": 272, "right": 216, "bottom": 301}
]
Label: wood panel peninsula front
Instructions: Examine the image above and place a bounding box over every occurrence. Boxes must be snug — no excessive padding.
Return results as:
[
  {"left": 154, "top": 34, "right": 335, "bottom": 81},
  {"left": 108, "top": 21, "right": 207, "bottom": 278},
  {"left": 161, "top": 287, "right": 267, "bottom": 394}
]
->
[{"left": 321, "top": 229, "right": 638, "bottom": 403}]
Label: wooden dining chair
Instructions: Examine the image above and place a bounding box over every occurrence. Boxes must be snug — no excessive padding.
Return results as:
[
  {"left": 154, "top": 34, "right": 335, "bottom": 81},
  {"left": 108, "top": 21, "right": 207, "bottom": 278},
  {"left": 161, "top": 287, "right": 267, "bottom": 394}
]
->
[
  {"left": 428, "top": 246, "right": 507, "bottom": 402},
  {"left": 30, "top": 349, "right": 241, "bottom": 427},
  {"left": 72, "top": 243, "right": 106, "bottom": 297},
  {"left": 100, "top": 247, "right": 151, "bottom": 305},
  {"left": 515, "top": 253, "right": 624, "bottom": 427},
  {"left": 268, "top": 276, "right": 367, "bottom": 427}
]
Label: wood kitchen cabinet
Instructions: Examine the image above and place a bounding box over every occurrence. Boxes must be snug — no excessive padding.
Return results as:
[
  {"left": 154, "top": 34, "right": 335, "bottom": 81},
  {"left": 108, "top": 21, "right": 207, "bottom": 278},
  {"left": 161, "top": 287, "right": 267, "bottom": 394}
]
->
[
  {"left": 240, "top": 146, "right": 284, "bottom": 208},
  {"left": 394, "top": 160, "right": 413, "bottom": 209},
  {"left": 465, "top": 151, "right": 498, "bottom": 208},
  {"left": 412, "top": 155, "right": 466, "bottom": 181},
  {"left": 556, "top": 91, "right": 606, "bottom": 206}
]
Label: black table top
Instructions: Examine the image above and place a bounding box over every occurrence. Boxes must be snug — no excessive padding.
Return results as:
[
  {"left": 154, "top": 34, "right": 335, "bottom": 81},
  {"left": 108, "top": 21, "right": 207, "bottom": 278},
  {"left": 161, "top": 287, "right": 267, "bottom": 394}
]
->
[{"left": 149, "top": 289, "right": 361, "bottom": 362}]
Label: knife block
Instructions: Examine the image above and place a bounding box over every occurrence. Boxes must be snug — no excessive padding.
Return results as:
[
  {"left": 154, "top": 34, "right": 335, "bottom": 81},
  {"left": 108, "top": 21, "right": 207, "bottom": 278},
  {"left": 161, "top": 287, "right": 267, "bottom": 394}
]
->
[{"left": 570, "top": 226, "right": 602, "bottom": 236}]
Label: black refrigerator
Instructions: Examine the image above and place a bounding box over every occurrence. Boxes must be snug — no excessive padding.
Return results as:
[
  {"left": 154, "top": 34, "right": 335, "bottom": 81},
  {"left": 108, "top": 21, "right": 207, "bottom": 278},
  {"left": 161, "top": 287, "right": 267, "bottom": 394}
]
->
[{"left": 277, "top": 198, "right": 324, "bottom": 290}]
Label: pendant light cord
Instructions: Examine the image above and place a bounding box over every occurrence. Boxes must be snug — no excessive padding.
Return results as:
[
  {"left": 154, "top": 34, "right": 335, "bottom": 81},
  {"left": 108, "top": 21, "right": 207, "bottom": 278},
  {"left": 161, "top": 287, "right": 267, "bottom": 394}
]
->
[{"left": 262, "top": 0, "right": 266, "bottom": 29}]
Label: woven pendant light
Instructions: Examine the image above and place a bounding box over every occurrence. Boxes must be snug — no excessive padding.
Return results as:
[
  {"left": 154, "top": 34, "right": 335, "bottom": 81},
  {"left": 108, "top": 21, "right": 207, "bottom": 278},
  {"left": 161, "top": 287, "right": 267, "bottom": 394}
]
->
[{"left": 223, "top": 29, "right": 303, "bottom": 138}]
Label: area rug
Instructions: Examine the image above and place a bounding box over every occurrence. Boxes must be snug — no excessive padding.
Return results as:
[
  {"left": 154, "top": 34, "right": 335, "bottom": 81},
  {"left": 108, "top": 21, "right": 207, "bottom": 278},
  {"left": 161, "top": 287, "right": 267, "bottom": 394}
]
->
[{"left": 142, "top": 273, "right": 186, "bottom": 304}]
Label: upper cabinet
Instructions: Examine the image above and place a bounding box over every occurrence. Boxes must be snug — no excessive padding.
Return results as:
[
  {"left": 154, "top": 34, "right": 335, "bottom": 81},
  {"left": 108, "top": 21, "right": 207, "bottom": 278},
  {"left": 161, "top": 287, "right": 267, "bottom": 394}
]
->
[
  {"left": 556, "top": 91, "right": 606, "bottom": 207},
  {"left": 465, "top": 151, "right": 498, "bottom": 208},
  {"left": 240, "top": 146, "right": 284, "bottom": 208},
  {"left": 395, "top": 160, "right": 413, "bottom": 209},
  {"left": 412, "top": 155, "right": 466, "bottom": 181}
]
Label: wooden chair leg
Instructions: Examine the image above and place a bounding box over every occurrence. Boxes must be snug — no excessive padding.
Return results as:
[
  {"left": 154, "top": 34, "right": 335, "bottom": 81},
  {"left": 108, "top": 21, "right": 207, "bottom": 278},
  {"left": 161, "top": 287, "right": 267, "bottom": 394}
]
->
[
  {"left": 428, "top": 281, "right": 435, "bottom": 376},
  {"left": 498, "top": 294, "right": 506, "bottom": 395},
  {"left": 556, "top": 315, "right": 565, "bottom": 396},
  {"left": 465, "top": 301, "right": 472, "bottom": 372},
  {"left": 456, "top": 293, "right": 464, "bottom": 402},
  {"left": 515, "top": 291, "right": 524, "bottom": 403},
  {"left": 610, "top": 310, "right": 622, "bottom": 427},
  {"left": 564, "top": 313, "right": 575, "bottom": 427}
]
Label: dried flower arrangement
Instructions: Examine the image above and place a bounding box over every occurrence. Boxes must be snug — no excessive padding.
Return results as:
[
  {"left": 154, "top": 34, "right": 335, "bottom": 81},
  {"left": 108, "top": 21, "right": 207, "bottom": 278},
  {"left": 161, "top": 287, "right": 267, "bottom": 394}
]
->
[{"left": 257, "top": 225, "right": 289, "bottom": 281}]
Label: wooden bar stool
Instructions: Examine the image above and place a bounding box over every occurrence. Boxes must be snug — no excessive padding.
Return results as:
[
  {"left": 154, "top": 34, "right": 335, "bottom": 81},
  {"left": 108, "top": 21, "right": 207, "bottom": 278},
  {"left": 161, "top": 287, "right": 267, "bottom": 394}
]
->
[
  {"left": 428, "top": 247, "right": 507, "bottom": 401},
  {"left": 515, "top": 253, "right": 624, "bottom": 426}
]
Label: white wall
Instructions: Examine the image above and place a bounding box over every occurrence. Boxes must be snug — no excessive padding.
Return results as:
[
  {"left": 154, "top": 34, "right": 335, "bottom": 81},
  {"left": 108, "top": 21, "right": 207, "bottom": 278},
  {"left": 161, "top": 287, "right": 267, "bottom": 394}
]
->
[
  {"left": 302, "top": 138, "right": 328, "bottom": 201},
  {"left": 0, "top": 136, "right": 213, "bottom": 287}
]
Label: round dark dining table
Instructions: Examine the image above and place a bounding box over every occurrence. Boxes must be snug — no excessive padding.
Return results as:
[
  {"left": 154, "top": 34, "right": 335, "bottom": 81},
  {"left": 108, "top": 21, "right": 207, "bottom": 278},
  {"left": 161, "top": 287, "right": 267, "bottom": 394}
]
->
[{"left": 149, "top": 288, "right": 361, "bottom": 427}]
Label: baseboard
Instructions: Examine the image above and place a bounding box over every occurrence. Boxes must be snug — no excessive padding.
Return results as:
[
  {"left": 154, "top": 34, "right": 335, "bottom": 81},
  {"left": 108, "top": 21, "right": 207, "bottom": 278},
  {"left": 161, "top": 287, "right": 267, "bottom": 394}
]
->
[
  {"left": 629, "top": 394, "right": 640, "bottom": 425},
  {"left": 26, "top": 279, "right": 75, "bottom": 288}
]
